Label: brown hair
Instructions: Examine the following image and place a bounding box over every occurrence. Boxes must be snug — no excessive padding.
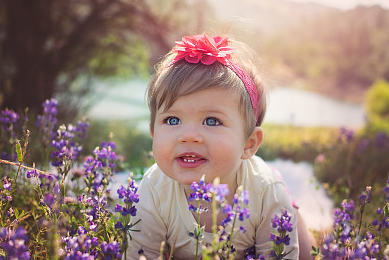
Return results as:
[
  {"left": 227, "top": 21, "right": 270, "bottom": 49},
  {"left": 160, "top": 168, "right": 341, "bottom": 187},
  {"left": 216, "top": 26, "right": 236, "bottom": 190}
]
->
[{"left": 147, "top": 39, "right": 267, "bottom": 138}]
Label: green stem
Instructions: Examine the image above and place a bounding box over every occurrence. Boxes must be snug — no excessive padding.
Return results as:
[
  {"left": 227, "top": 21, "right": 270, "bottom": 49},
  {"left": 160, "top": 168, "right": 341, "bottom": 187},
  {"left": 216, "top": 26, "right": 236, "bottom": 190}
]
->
[
  {"left": 195, "top": 200, "right": 201, "bottom": 260},
  {"left": 212, "top": 196, "right": 217, "bottom": 249},
  {"left": 14, "top": 163, "right": 22, "bottom": 186},
  {"left": 357, "top": 205, "right": 365, "bottom": 236},
  {"left": 227, "top": 204, "right": 238, "bottom": 256}
]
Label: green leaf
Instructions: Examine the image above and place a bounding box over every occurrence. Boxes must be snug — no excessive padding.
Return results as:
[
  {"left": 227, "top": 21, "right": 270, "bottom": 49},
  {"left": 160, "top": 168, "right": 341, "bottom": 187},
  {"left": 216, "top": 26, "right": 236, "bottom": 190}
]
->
[
  {"left": 384, "top": 203, "right": 389, "bottom": 218},
  {"left": 14, "top": 208, "right": 19, "bottom": 218},
  {"left": 16, "top": 141, "right": 22, "bottom": 162}
]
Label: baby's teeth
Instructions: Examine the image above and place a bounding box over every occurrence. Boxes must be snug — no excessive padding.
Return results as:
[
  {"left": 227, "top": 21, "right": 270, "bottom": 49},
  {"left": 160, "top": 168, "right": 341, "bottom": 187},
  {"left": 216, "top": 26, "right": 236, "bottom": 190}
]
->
[{"left": 183, "top": 158, "right": 195, "bottom": 163}]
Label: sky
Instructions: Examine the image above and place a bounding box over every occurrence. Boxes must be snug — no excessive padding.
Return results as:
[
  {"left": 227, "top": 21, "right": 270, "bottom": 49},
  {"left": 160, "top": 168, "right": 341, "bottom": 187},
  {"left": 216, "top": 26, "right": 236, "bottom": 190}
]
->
[{"left": 287, "top": 0, "right": 389, "bottom": 10}]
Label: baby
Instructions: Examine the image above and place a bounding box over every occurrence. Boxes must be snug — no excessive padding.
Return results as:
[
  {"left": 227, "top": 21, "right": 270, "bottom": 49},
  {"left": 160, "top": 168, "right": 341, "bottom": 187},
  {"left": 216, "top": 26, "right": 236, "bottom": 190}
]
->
[{"left": 126, "top": 34, "right": 300, "bottom": 259}]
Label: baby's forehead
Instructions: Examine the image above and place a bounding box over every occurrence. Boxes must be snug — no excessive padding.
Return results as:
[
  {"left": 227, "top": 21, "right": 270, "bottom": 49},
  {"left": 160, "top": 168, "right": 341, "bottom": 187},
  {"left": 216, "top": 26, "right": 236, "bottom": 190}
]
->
[{"left": 159, "top": 85, "right": 242, "bottom": 110}]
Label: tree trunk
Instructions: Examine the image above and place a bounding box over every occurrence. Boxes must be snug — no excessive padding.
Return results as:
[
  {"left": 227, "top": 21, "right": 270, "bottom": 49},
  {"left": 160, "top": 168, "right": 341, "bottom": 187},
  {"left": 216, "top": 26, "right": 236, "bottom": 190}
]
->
[{"left": 1, "top": 0, "right": 56, "bottom": 113}]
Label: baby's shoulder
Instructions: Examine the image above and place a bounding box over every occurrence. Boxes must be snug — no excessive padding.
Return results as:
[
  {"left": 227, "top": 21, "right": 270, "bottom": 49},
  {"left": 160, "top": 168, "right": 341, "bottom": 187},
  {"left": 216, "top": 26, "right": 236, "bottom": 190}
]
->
[
  {"left": 140, "top": 164, "right": 174, "bottom": 190},
  {"left": 243, "top": 156, "right": 285, "bottom": 193}
]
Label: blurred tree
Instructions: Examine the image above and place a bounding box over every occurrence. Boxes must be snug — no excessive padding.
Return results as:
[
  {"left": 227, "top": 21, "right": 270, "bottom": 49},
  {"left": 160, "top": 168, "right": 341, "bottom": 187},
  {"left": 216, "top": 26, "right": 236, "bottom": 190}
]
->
[
  {"left": 0, "top": 0, "right": 176, "bottom": 117},
  {"left": 364, "top": 79, "right": 389, "bottom": 133},
  {"left": 264, "top": 5, "right": 389, "bottom": 100}
]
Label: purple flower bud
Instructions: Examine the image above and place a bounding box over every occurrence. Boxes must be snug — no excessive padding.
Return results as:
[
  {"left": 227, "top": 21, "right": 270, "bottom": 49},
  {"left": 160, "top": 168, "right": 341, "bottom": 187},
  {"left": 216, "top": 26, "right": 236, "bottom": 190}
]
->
[
  {"left": 26, "top": 169, "right": 38, "bottom": 178},
  {"left": 78, "top": 226, "right": 86, "bottom": 235},
  {"left": 43, "top": 193, "right": 55, "bottom": 206},
  {"left": 91, "top": 237, "right": 99, "bottom": 247},
  {"left": 115, "top": 221, "right": 124, "bottom": 229},
  {"left": 114, "top": 204, "right": 123, "bottom": 212}
]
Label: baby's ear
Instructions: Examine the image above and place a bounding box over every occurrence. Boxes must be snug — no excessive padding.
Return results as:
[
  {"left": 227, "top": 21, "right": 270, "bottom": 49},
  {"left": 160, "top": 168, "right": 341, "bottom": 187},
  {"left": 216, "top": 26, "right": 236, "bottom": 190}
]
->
[
  {"left": 150, "top": 128, "right": 154, "bottom": 139},
  {"left": 241, "top": 127, "right": 263, "bottom": 159}
]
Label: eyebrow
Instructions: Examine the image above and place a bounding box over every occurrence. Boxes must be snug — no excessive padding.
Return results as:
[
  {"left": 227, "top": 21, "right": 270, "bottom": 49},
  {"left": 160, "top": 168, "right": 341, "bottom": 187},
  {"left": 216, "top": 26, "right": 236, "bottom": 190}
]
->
[{"left": 159, "top": 108, "right": 228, "bottom": 117}]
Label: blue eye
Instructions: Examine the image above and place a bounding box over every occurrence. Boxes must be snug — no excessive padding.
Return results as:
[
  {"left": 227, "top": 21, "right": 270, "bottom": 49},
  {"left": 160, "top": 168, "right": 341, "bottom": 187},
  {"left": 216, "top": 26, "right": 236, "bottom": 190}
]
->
[
  {"left": 166, "top": 117, "right": 181, "bottom": 125},
  {"left": 204, "top": 117, "right": 220, "bottom": 126}
]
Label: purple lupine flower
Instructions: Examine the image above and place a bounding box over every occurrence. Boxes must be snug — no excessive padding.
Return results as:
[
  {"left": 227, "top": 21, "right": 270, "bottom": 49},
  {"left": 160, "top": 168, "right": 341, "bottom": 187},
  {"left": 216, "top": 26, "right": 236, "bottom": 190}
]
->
[
  {"left": 0, "top": 109, "right": 20, "bottom": 160},
  {"left": 84, "top": 142, "right": 118, "bottom": 192},
  {"left": 75, "top": 118, "right": 90, "bottom": 139},
  {"left": 207, "top": 183, "right": 229, "bottom": 202},
  {"left": 188, "top": 179, "right": 211, "bottom": 203},
  {"left": 62, "top": 235, "right": 97, "bottom": 260},
  {"left": 358, "top": 186, "right": 372, "bottom": 206},
  {"left": 114, "top": 221, "right": 124, "bottom": 229},
  {"left": 0, "top": 108, "right": 19, "bottom": 135},
  {"left": 0, "top": 227, "right": 30, "bottom": 260},
  {"left": 78, "top": 226, "right": 87, "bottom": 235},
  {"left": 116, "top": 179, "right": 140, "bottom": 219},
  {"left": 372, "top": 206, "right": 389, "bottom": 233},
  {"left": 43, "top": 193, "right": 55, "bottom": 207},
  {"left": 36, "top": 99, "right": 58, "bottom": 146},
  {"left": 26, "top": 169, "right": 38, "bottom": 178},
  {"left": 239, "top": 225, "right": 247, "bottom": 233},
  {"left": 2, "top": 178, "right": 11, "bottom": 191},
  {"left": 375, "top": 132, "right": 387, "bottom": 147},
  {"left": 269, "top": 210, "right": 294, "bottom": 258},
  {"left": 82, "top": 194, "right": 109, "bottom": 226},
  {"left": 91, "top": 237, "right": 99, "bottom": 247},
  {"left": 122, "top": 206, "right": 137, "bottom": 217},
  {"left": 385, "top": 177, "right": 389, "bottom": 201},
  {"left": 244, "top": 245, "right": 256, "bottom": 260},
  {"left": 241, "top": 190, "right": 249, "bottom": 205},
  {"left": 114, "top": 204, "right": 123, "bottom": 212},
  {"left": 100, "top": 241, "right": 122, "bottom": 259},
  {"left": 51, "top": 120, "right": 88, "bottom": 168},
  {"left": 51, "top": 125, "right": 79, "bottom": 167},
  {"left": 348, "top": 232, "right": 380, "bottom": 259},
  {"left": 339, "top": 127, "right": 354, "bottom": 142},
  {"left": 321, "top": 235, "right": 347, "bottom": 259}
]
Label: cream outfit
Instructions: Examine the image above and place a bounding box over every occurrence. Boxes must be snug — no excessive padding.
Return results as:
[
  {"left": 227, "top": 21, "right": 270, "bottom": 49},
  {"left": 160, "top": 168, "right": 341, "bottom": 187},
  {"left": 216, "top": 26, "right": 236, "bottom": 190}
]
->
[{"left": 124, "top": 156, "right": 299, "bottom": 260}]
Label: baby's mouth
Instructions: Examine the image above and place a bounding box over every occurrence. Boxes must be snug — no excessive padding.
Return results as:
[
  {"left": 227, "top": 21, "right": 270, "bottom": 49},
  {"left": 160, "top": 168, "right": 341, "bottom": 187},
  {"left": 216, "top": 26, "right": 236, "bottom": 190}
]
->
[
  {"left": 180, "top": 155, "right": 203, "bottom": 163},
  {"left": 177, "top": 153, "right": 207, "bottom": 167}
]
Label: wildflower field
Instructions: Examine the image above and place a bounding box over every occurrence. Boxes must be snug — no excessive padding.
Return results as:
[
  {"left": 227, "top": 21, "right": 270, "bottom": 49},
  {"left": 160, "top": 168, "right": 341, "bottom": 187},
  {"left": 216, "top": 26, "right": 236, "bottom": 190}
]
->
[{"left": 1, "top": 99, "right": 389, "bottom": 259}]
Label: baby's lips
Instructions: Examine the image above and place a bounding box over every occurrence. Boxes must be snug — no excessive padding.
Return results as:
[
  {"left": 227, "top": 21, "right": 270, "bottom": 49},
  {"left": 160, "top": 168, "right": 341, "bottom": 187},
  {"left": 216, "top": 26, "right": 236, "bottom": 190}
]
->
[{"left": 177, "top": 152, "right": 206, "bottom": 161}]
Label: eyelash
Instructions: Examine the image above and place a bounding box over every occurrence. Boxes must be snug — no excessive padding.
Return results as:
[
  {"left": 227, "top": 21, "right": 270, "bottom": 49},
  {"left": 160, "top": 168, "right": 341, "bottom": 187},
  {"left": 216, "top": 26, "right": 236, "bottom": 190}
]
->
[
  {"left": 203, "top": 117, "right": 221, "bottom": 126},
  {"left": 163, "top": 116, "right": 180, "bottom": 125},
  {"left": 162, "top": 116, "right": 222, "bottom": 126}
]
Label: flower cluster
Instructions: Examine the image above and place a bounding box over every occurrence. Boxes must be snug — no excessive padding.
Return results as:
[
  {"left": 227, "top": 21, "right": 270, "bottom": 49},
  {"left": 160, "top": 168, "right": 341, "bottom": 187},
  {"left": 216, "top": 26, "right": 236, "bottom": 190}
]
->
[
  {"left": 1, "top": 177, "right": 12, "bottom": 202},
  {"left": 358, "top": 186, "right": 372, "bottom": 206},
  {"left": 221, "top": 190, "right": 250, "bottom": 230},
  {"left": 318, "top": 181, "right": 389, "bottom": 259},
  {"left": 339, "top": 127, "right": 355, "bottom": 143},
  {"left": 51, "top": 124, "right": 84, "bottom": 167},
  {"left": 36, "top": 98, "right": 58, "bottom": 146},
  {"left": 62, "top": 234, "right": 99, "bottom": 259},
  {"left": 188, "top": 179, "right": 211, "bottom": 214},
  {"left": 62, "top": 234, "right": 121, "bottom": 260},
  {"left": 0, "top": 227, "right": 30, "bottom": 260},
  {"left": 115, "top": 179, "right": 139, "bottom": 218},
  {"left": 0, "top": 108, "right": 19, "bottom": 136},
  {"left": 0, "top": 108, "right": 19, "bottom": 160},
  {"left": 83, "top": 141, "right": 117, "bottom": 194},
  {"left": 188, "top": 179, "right": 251, "bottom": 259},
  {"left": 100, "top": 241, "right": 122, "bottom": 259},
  {"left": 267, "top": 210, "right": 294, "bottom": 260}
]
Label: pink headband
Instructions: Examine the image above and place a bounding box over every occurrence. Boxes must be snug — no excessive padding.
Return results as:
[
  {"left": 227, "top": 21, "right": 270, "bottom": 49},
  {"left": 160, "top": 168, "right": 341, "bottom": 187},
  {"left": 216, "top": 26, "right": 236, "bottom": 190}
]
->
[{"left": 166, "top": 34, "right": 260, "bottom": 121}]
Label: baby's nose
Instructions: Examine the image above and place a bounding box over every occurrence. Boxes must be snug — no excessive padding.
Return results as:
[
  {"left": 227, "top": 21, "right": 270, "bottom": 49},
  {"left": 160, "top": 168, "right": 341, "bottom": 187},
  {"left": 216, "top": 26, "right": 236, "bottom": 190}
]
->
[{"left": 178, "top": 125, "right": 204, "bottom": 144}]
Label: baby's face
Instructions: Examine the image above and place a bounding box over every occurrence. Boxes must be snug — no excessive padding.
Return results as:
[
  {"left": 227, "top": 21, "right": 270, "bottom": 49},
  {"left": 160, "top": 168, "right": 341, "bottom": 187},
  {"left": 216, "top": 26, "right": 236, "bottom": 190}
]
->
[{"left": 151, "top": 87, "right": 249, "bottom": 187}]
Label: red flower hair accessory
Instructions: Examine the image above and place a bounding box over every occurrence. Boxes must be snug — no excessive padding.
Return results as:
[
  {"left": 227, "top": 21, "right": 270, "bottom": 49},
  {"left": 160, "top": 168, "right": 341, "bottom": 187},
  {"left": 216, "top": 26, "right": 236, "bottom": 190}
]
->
[
  {"left": 167, "top": 34, "right": 259, "bottom": 122},
  {"left": 172, "top": 34, "right": 234, "bottom": 65}
]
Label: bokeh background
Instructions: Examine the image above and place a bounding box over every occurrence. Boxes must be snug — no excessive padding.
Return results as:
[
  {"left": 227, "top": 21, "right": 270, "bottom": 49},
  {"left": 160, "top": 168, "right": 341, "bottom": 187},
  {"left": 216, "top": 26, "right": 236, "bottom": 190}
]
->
[{"left": 1, "top": 0, "right": 389, "bottom": 231}]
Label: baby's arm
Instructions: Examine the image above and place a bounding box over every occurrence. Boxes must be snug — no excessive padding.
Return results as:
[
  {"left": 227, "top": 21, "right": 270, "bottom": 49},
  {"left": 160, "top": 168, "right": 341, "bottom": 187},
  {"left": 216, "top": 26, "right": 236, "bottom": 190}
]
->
[
  {"left": 255, "top": 182, "right": 299, "bottom": 259},
  {"left": 125, "top": 178, "right": 167, "bottom": 260}
]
